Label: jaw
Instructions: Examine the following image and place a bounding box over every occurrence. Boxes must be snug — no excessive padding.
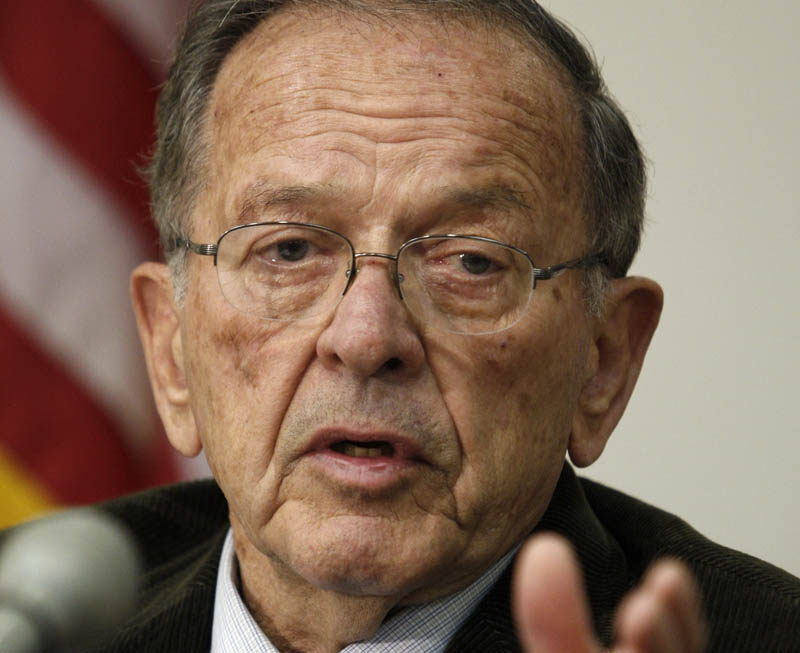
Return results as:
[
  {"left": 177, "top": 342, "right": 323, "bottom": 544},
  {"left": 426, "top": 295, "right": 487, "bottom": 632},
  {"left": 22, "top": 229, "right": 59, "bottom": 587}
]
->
[
  {"left": 231, "top": 512, "right": 398, "bottom": 652},
  {"left": 227, "top": 497, "right": 471, "bottom": 650},
  {"left": 252, "top": 460, "right": 468, "bottom": 594}
]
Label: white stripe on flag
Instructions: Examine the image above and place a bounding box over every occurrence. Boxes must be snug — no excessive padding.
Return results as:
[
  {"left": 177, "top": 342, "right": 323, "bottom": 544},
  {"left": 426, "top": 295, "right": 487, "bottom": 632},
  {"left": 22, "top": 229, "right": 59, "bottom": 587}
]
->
[{"left": 0, "top": 80, "right": 152, "bottom": 445}]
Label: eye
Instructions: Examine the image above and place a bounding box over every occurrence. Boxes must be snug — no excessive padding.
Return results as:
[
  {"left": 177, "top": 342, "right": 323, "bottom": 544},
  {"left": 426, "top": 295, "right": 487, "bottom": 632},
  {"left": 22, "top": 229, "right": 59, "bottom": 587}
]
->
[
  {"left": 250, "top": 235, "right": 317, "bottom": 265},
  {"left": 276, "top": 239, "right": 309, "bottom": 262},
  {"left": 459, "top": 253, "right": 492, "bottom": 275}
]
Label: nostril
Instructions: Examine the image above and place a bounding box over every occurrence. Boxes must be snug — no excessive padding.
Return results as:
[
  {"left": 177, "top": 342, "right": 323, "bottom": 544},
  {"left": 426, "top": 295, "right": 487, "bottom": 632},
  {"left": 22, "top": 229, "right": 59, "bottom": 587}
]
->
[{"left": 383, "top": 357, "right": 403, "bottom": 371}]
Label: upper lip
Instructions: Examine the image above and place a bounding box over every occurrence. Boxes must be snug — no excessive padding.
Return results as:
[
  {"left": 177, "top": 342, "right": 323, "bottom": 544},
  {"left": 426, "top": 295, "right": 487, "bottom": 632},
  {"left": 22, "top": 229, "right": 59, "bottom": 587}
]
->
[{"left": 305, "top": 427, "right": 428, "bottom": 463}]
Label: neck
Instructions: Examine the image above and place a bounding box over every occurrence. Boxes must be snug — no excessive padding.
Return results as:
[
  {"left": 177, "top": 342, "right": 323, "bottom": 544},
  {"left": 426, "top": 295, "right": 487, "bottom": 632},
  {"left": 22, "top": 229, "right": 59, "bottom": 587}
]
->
[{"left": 233, "top": 529, "right": 399, "bottom": 652}]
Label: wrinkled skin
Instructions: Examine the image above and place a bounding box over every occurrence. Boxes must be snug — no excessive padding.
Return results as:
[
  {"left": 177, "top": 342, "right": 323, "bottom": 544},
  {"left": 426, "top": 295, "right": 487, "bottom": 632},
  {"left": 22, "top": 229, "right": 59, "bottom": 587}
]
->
[{"left": 133, "top": 8, "right": 671, "bottom": 651}]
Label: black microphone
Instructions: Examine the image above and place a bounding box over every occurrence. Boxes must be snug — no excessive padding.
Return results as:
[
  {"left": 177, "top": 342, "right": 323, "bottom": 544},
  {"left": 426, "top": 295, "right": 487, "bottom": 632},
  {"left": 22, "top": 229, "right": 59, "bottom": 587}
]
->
[{"left": 0, "top": 509, "right": 142, "bottom": 652}]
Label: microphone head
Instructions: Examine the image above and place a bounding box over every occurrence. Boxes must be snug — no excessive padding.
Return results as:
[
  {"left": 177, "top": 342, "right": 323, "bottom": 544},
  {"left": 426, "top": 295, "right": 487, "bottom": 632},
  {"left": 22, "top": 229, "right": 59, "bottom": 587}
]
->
[{"left": 0, "top": 508, "right": 142, "bottom": 650}]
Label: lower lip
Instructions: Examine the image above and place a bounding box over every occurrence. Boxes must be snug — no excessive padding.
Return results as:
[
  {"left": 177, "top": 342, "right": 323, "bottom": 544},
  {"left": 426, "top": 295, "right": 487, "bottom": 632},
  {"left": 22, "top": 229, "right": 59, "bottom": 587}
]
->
[{"left": 306, "top": 449, "right": 420, "bottom": 491}]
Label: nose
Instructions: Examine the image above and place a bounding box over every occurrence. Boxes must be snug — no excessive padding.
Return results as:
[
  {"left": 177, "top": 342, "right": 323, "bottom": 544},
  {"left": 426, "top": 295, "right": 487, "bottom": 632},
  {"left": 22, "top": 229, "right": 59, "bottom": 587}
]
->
[{"left": 316, "top": 257, "right": 426, "bottom": 379}]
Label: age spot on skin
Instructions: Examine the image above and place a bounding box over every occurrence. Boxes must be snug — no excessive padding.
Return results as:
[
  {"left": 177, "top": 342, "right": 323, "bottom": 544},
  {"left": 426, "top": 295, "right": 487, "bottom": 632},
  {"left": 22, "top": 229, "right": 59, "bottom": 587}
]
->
[
  {"left": 516, "top": 391, "right": 533, "bottom": 413},
  {"left": 210, "top": 320, "right": 270, "bottom": 388}
]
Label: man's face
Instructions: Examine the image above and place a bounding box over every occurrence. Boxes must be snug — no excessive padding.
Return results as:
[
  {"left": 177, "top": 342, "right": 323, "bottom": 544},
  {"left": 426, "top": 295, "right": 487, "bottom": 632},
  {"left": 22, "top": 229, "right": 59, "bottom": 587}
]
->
[{"left": 178, "top": 10, "right": 593, "bottom": 602}]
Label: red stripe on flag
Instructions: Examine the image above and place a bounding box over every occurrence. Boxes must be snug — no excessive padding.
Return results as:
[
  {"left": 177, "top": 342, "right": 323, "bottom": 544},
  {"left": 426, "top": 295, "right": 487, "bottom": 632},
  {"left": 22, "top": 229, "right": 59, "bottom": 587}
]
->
[
  {"left": 0, "top": 1, "right": 160, "bottom": 255},
  {"left": 0, "top": 303, "right": 165, "bottom": 505}
]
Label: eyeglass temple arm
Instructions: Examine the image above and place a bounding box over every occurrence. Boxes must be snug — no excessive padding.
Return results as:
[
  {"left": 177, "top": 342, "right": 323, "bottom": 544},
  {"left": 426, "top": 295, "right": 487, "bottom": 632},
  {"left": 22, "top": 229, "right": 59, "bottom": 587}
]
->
[
  {"left": 171, "top": 238, "right": 218, "bottom": 256},
  {"left": 533, "top": 254, "right": 605, "bottom": 281}
]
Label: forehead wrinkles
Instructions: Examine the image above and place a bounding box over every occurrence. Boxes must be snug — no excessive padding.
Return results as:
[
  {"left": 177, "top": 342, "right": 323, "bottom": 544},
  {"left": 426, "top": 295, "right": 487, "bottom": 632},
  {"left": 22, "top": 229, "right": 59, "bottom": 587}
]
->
[{"left": 207, "top": 8, "right": 584, "bottom": 237}]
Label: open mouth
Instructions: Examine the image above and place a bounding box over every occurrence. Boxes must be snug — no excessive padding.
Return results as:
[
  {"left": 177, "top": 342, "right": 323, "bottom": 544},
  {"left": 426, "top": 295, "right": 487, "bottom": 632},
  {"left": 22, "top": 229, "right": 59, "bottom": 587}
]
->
[
  {"left": 329, "top": 440, "right": 396, "bottom": 458},
  {"left": 308, "top": 433, "right": 423, "bottom": 488}
]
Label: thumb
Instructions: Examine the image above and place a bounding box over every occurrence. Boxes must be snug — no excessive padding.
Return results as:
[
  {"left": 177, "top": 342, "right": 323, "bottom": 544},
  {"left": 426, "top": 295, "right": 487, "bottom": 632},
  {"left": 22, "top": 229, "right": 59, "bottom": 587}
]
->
[{"left": 512, "top": 533, "right": 599, "bottom": 653}]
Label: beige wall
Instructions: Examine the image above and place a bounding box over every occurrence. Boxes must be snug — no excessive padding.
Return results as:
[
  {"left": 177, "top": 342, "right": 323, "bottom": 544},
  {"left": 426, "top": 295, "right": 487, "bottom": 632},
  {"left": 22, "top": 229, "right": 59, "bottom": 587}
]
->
[{"left": 544, "top": 1, "right": 800, "bottom": 576}]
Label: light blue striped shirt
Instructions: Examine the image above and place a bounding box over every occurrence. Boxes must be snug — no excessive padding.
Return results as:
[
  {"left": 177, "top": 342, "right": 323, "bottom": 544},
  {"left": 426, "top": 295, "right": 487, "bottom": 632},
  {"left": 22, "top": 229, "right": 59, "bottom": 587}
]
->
[{"left": 210, "top": 529, "right": 518, "bottom": 652}]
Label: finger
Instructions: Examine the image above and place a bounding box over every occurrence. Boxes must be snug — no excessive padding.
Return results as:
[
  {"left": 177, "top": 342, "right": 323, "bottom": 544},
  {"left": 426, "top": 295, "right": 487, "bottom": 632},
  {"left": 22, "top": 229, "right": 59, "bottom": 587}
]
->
[
  {"left": 645, "top": 560, "right": 706, "bottom": 652},
  {"left": 512, "top": 533, "right": 598, "bottom": 653},
  {"left": 615, "top": 560, "right": 707, "bottom": 653},
  {"left": 615, "top": 589, "right": 682, "bottom": 653}
]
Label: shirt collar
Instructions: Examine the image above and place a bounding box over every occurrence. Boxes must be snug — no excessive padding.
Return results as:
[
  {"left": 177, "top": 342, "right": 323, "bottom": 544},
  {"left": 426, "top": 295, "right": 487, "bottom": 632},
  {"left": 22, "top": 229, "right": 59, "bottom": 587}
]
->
[{"left": 211, "top": 528, "right": 519, "bottom": 653}]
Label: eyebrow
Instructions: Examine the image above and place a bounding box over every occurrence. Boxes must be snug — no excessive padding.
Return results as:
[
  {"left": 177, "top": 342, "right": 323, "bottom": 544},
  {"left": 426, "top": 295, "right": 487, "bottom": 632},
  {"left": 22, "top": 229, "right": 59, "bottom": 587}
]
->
[
  {"left": 236, "top": 182, "right": 333, "bottom": 222},
  {"left": 235, "top": 181, "right": 534, "bottom": 224},
  {"left": 442, "top": 185, "right": 534, "bottom": 213}
]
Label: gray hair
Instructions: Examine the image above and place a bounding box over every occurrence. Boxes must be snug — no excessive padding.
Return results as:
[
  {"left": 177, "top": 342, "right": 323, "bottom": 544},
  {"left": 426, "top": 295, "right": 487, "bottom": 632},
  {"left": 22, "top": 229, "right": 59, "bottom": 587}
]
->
[{"left": 148, "top": 0, "right": 646, "bottom": 314}]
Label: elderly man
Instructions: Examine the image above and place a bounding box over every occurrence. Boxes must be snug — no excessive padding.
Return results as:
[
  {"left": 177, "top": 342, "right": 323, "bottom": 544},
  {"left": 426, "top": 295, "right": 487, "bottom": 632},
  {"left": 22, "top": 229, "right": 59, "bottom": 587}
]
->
[{"left": 94, "top": 0, "right": 797, "bottom": 651}]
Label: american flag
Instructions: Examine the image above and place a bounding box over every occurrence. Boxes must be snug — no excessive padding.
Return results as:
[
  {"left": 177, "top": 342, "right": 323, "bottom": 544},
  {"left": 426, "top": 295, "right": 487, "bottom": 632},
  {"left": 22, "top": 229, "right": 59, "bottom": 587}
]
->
[{"left": 0, "top": 0, "right": 197, "bottom": 526}]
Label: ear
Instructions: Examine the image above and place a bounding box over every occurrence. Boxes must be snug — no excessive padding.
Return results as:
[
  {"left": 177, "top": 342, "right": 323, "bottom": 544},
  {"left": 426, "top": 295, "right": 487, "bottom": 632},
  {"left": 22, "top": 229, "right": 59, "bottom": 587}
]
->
[
  {"left": 130, "top": 262, "right": 202, "bottom": 457},
  {"left": 568, "top": 276, "right": 663, "bottom": 467}
]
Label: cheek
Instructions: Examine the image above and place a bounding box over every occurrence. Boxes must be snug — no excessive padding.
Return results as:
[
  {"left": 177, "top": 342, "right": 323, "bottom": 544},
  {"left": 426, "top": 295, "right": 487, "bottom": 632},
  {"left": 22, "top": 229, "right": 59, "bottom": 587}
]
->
[
  {"left": 427, "top": 311, "right": 586, "bottom": 499},
  {"left": 433, "top": 328, "right": 573, "bottom": 434},
  {"left": 418, "top": 327, "right": 580, "bottom": 559},
  {"left": 182, "top": 306, "right": 321, "bottom": 484}
]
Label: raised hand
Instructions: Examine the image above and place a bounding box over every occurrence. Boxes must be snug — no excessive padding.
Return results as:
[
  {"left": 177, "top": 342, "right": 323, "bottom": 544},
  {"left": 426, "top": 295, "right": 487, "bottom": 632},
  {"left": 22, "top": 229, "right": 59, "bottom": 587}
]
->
[{"left": 513, "top": 534, "right": 707, "bottom": 652}]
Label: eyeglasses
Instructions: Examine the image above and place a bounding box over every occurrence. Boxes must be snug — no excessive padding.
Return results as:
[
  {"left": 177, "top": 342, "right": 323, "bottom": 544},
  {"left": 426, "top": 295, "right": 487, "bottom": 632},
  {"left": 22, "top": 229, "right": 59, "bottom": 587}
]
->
[{"left": 172, "top": 221, "right": 604, "bottom": 335}]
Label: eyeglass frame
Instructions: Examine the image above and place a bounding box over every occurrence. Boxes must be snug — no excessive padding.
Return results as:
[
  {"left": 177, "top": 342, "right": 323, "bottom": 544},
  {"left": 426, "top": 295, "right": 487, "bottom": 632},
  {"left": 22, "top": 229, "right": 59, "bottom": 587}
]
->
[{"left": 171, "top": 220, "right": 606, "bottom": 330}]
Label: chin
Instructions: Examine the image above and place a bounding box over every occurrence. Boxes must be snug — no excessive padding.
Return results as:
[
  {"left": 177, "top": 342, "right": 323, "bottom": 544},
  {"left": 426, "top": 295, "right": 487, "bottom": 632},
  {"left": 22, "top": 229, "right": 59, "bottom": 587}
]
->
[{"left": 278, "top": 512, "right": 454, "bottom": 598}]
